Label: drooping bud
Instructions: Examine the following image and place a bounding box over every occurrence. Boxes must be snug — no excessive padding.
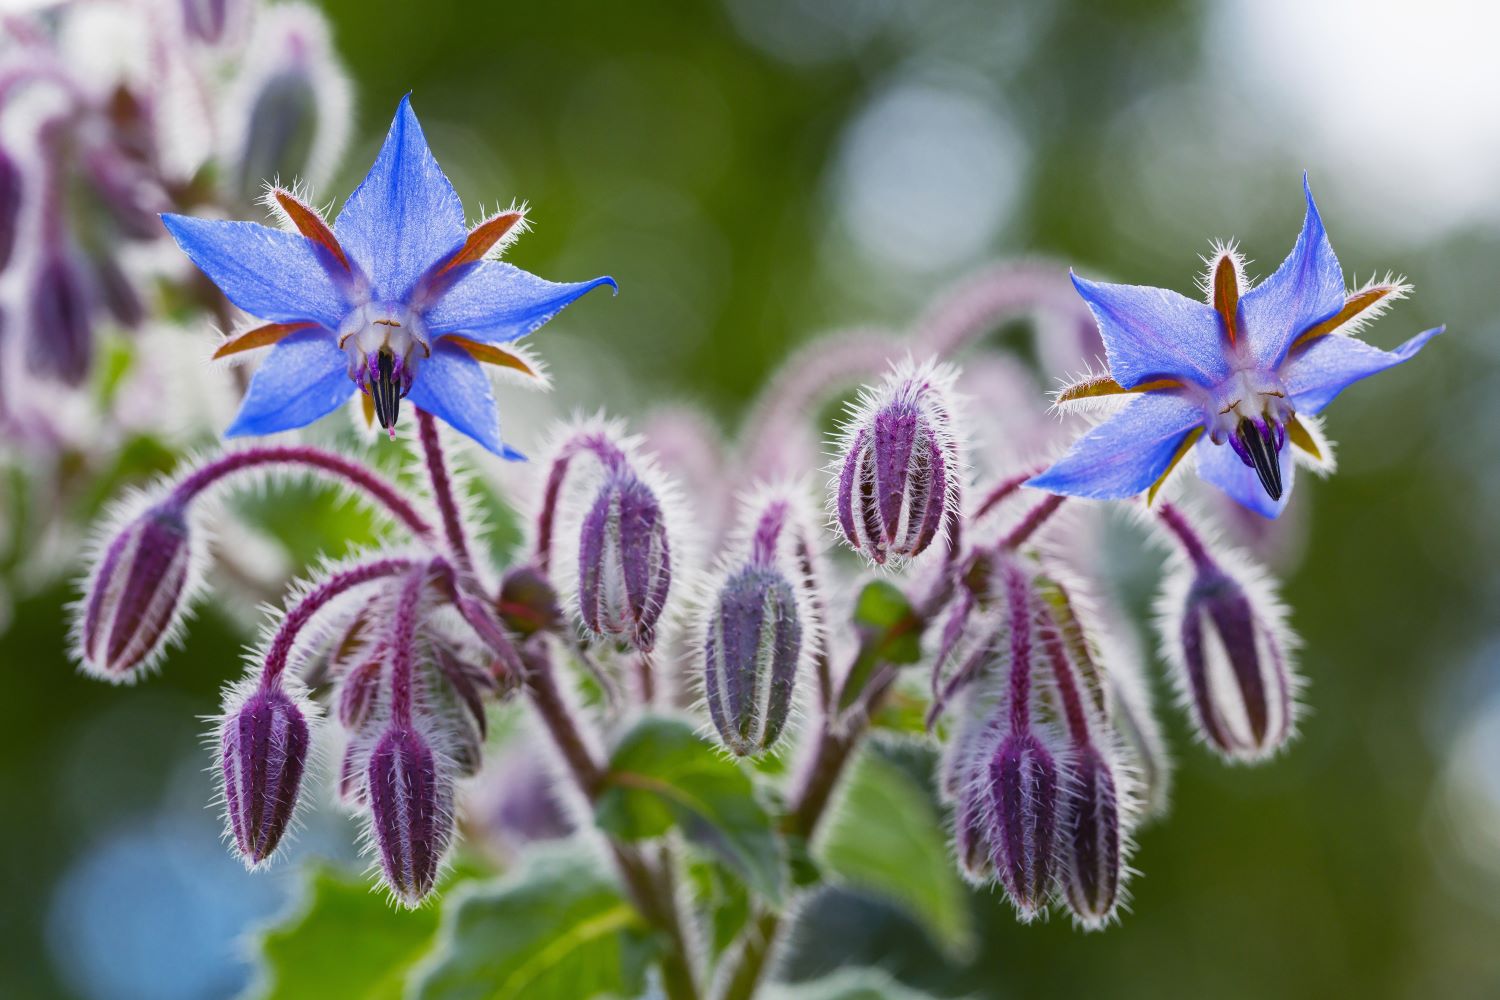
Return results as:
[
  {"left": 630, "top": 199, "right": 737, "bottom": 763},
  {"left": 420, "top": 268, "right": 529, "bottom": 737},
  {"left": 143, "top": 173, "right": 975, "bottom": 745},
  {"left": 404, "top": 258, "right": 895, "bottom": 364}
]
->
[
  {"left": 181, "top": 0, "right": 246, "bottom": 45},
  {"left": 1059, "top": 745, "right": 1122, "bottom": 928},
  {"left": 704, "top": 566, "right": 803, "bottom": 756},
  {"left": 367, "top": 724, "right": 453, "bottom": 907},
  {"left": 498, "top": 564, "right": 563, "bottom": 636},
  {"left": 218, "top": 683, "right": 312, "bottom": 867},
  {"left": 27, "top": 252, "right": 93, "bottom": 385},
  {"left": 986, "top": 730, "right": 1062, "bottom": 919},
  {"left": 75, "top": 499, "right": 197, "bottom": 682},
  {"left": 833, "top": 359, "right": 960, "bottom": 565},
  {"left": 578, "top": 471, "right": 671, "bottom": 650},
  {"left": 1176, "top": 564, "right": 1296, "bottom": 761}
]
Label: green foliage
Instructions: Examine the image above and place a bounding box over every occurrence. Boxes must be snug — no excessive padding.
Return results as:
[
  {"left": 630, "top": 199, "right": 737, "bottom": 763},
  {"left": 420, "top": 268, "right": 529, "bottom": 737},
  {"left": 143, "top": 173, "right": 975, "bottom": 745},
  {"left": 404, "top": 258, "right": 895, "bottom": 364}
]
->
[
  {"left": 595, "top": 714, "right": 784, "bottom": 901},
  {"left": 412, "top": 845, "right": 656, "bottom": 1000},
  {"left": 252, "top": 867, "right": 443, "bottom": 1000},
  {"left": 767, "top": 968, "right": 949, "bottom": 1000},
  {"left": 815, "top": 747, "right": 974, "bottom": 959},
  {"left": 838, "top": 580, "right": 924, "bottom": 711}
]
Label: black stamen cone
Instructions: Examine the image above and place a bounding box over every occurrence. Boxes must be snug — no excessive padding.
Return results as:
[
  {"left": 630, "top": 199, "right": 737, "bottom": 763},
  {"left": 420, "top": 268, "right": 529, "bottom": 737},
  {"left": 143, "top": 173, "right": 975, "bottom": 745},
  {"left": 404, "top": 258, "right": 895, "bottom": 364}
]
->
[
  {"left": 1236, "top": 418, "right": 1283, "bottom": 501},
  {"left": 372, "top": 350, "right": 401, "bottom": 430}
]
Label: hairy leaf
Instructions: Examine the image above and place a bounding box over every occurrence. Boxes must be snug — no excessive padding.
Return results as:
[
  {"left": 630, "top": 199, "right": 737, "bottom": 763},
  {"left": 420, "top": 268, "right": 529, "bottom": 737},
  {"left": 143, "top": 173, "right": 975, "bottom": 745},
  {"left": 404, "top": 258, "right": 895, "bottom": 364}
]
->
[
  {"left": 815, "top": 749, "right": 974, "bottom": 958},
  {"left": 596, "top": 715, "right": 783, "bottom": 901}
]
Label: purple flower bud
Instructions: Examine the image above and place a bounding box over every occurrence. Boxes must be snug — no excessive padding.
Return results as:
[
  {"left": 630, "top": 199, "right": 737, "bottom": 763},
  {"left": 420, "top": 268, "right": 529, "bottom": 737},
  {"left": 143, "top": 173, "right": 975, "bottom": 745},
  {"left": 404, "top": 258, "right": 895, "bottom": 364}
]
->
[
  {"left": 1175, "top": 565, "right": 1296, "bottom": 762},
  {"left": 368, "top": 724, "right": 453, "bottom": 907},
  {"left": 0, "top": 148, "right": 20, "bottom": 272},
  {"left": 833, "top": 360, "right": 960, "bottom": 565},
  {"left": 578, "top": 471, "right": 671, "bottom": 651},
  {"left": 181, "top": 0, "right": 243, "bottom": 43},
  {"left": 704, "top": 566, "right": 803, "bottom": 756},
  {"left": 218, "top": 684, "right": 311, "bottom": 867},
  {"left": 986, "top": 731, "right": 1061, "bottom": 920},
  {"left": 338, "top": 658, "right": 384, "bottom": 730},
  {"left": 1059, "top": 746, "right": 1123, "bottom": 929},
  {"left": 236, "top": 69, "right": 318, "bottom": 201},
  {"left": 76, "top": 500, "right": 196, "bottom": 681},
  {"left": 27, "top": 252, "right": 92, "bottom": 385}
]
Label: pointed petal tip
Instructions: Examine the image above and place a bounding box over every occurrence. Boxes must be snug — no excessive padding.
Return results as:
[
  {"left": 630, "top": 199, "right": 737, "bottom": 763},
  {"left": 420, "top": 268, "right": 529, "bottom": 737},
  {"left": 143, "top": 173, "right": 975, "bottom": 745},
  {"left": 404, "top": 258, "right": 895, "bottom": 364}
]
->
[{"left": 503, "top": 445, "right": 527, "bottom": 462}]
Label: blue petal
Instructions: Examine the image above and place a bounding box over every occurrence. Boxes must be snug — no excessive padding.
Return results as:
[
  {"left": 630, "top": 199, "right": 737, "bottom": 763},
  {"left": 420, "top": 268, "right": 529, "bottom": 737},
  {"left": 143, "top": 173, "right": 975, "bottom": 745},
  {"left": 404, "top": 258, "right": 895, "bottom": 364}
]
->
[
  {"left": 1283, "top": 326, "right": 1442, "bottom": 415},
  {"left": 1241, "top": 176, "right": 1347, "bottom": 370},
  {"left": 225, "top": 328, "right": 352, "bottom": 437},
  {"left": 1026, "top": 393, "right": 1203, "bottom": 500},
  {"left": 1071, "top": 273, "right": 1228, "bottom": 389},
  {"left": 1196, "top": 436, "right": 1295, "bottom": 520},
  {"left": 425, "top": 262, "right": 617, "bottom": 344},
  {"left": 161, "top": 215, "right": 347, "bottom": 328},
  {"left": 333, "top": 95, "right": 466, "bottom": 300},
  {"left": 406, "top": 340, "right": 506, "bottom": 455}
]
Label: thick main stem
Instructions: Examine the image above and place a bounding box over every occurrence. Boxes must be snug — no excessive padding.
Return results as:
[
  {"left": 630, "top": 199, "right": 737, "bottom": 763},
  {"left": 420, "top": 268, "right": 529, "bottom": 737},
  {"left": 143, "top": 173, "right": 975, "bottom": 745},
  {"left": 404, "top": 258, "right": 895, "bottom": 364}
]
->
[
  {"left": 415, "top": 410, "right": 475, "bottom": 578},
  {"left": 170, "top": 445, "right": 433, "bottom": 540},
  {"left": 519, "top": 643, "right": 699, "bottom": 1000}
]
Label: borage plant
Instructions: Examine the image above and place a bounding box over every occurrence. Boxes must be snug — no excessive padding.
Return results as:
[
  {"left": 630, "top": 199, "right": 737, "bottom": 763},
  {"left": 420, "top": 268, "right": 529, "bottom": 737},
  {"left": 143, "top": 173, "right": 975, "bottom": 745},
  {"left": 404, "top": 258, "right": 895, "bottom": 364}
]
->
[{"left": 73, "top": 93, "right": 1440, "bottom": 1000}]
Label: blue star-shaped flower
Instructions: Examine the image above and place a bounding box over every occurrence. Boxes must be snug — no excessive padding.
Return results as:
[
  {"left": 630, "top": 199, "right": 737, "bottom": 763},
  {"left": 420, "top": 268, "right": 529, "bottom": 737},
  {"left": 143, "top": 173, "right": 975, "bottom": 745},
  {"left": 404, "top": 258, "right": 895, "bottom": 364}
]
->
[
  {"left": 161, "top": 96, "right": 615, "bottom": 457},
  {"left": 1027, "top": 177, "right": 1442, "bottom": 519}
]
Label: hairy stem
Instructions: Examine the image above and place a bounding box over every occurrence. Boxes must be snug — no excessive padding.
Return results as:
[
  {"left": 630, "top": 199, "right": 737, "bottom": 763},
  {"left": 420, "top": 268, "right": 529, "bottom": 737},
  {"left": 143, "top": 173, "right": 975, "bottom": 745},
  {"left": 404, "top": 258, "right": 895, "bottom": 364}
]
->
[
  {"left": 259, "top": 557, "right": 417, "bottom": 690},
  {"left": 1155, "top": 501, "right": 1215, "bottom": 571},
  {"left": 170, "top": 445, "right": 433, "bottom": 539},
  {"left": 1000, "top": 493, "right": 1066, "bottom": 551},
  {"left": 415, "top": 410, "right": 475, "bottom": 578},
  {"left": 519, "top": 641, "right": 700, "bottom": 1000}
]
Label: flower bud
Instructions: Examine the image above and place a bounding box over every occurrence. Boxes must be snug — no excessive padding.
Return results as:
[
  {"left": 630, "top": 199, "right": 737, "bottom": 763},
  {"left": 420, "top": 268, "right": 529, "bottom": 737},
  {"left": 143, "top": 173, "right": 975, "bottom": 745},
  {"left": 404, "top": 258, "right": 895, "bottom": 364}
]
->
[
  {"left": 498, "top": 564, "right": 563, "bottom": 636},
  {"left": 368, "top": 724, "right": 453, "bottom": 907},
  {"left": 578, "top": 471, "right": 671, "bottom": 651},
  {"left": 218, "top": 684, "right": 311, "bottom": 867},
  {"left": 181, "top": 0, "right": 245, "bottom": 44},
  {"left": 833, "top": 360, "right": 960, "bottom": 565},
  {"left": 27, "top": 252, "right": 92, "bottom": 385},
  {"left": 235, "top": 69, "right": 318, "bottom": 201},
  {"left": 987, "top": 731, "right": 1061, "bottom": 920},
  {"left": 704, "top": 566, "right": 803, "bottom": 756},
  {"left": 76, "top": 499, "right": 196, "bottom": 681},
  {"left": 1173, "top": 565, "right": 1296, "bottom": 762},
  {"left": 1059, "top": 746, "right": 1123, "bottom": 929}
]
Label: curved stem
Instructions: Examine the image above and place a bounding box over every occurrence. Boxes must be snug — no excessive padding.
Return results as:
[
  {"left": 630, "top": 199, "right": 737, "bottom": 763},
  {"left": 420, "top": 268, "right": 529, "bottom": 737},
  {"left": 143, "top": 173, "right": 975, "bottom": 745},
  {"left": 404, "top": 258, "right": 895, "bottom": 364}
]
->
[
  {"left": 259, "top": 557, "right": 416, "bottom": 690},
  {"left": 1155, "top": 501, "right": 1216, "bottom": 572},
  {"left": 415, "top": 410, "right": 474, "bottom": 578},
  {"left": 170, "top": 445, "right": 433, "bottom": 540},
  {"left": 972, "top": 467, "right": 1045, "bottom": 523}
]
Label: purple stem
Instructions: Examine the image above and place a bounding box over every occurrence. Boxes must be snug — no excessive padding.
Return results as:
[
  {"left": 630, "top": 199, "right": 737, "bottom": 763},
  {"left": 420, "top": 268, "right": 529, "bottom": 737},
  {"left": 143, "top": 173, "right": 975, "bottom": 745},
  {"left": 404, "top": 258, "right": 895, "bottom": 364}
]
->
[
  {"left": 748, "top": 500, "right": 789, "bottom": 567},
  {"left": 973, "top": 468, "right": 1045, "bottom": 522},
  {"left": 170, "top": 445, "right": 433, "bottom": 540},
  {"left": 1156, "top": 502, "right": 1216, "bottom": 572},
  {"left": 387, "top": 566, "right": 428, "bottom": 725},
  {"left": 415, "top": 410, "right": 474, "bottom": 579},
  {"left": 1039, "top": 603, "right": 1092, "bottom": 748},
  {"left": 534, "top": 430, "right": 627, "bottom": 573},
  {"left": 1001, "top": 494, "right": 1066, "bottom": 551},
  {"left": 1002, "top": 560, "right": 1035, "bottom": 733},
  {"left": 259, "top": 557, "right": 417, "bottom": 691}
]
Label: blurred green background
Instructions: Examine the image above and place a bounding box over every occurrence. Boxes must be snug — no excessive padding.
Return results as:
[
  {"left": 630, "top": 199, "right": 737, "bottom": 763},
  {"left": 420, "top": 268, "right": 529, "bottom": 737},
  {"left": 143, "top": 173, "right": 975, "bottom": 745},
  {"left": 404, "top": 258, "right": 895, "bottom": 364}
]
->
[{"left": 6, "top": 0, "right": 1500, "bottom": 997}]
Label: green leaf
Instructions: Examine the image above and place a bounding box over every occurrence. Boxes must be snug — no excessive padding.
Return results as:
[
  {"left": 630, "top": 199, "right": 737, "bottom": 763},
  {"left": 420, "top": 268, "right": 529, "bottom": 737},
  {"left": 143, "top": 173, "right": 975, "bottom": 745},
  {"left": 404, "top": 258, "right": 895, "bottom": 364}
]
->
[
  {"left": 838, "top": 581, "right": 924, "bottom": 712},
  {"left": 412, "top": 844, "right": 656, "bottom": 1000},
  {"left": 815, "top": 748, "right": 974, "bottom": 958},
  {"left": 685, "top": 857, "right": 752, "bottom": 959},
  {"left": 251, "top": 867, "right": 444, "bottom": 1000},
  {"left": 596, "top": 715, "right": 783, "bottom": 901},
  {"left": 766, "top": 968, "right": 946, "bottom": 1000}
]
